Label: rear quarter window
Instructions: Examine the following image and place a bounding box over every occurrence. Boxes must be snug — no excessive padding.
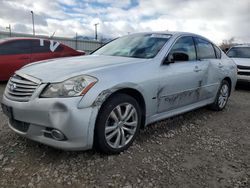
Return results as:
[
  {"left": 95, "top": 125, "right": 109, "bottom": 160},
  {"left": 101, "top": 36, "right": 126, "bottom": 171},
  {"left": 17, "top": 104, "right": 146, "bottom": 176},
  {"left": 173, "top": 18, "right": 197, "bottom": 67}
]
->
[
  {"left": 31, "top": 40, "right": 50, "bottom": 53},
  {"left": 55, "top": 44, "right": 63, "bottom": 52},
  {"left": 31, "top": 39, "right": 63, "bottom": 53}
]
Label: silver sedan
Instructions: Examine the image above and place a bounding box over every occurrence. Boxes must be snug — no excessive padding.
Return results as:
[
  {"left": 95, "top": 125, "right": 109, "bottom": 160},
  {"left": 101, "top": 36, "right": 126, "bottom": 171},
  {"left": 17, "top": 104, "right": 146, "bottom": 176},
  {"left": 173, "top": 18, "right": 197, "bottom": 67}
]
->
[{"left": 1, "top": 32, "right": 237, "bottom": 153}]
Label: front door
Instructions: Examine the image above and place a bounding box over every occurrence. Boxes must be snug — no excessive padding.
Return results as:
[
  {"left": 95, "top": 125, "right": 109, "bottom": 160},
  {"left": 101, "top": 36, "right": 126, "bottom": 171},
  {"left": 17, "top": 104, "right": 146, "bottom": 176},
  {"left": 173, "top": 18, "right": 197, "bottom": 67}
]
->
[{"left": 157, "top": 36, "right": 206, "bottom": 113}]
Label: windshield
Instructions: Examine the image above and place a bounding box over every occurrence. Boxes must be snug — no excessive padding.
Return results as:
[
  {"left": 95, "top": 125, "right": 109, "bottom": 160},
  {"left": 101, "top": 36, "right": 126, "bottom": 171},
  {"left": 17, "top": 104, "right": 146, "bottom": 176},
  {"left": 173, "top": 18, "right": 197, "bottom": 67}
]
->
[
  {"left": 93, "top": 33, "right": 171, "bottom": 58},
  {"left": 227, "top": 47, "right": 250, "bottom": 58}
]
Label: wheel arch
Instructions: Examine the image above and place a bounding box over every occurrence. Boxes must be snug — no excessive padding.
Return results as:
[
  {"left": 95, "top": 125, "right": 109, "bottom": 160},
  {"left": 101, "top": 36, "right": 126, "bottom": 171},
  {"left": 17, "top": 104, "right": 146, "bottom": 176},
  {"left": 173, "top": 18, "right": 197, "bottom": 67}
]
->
[{"left": 95, "top": 87, "right": 146, "bottom": 129}]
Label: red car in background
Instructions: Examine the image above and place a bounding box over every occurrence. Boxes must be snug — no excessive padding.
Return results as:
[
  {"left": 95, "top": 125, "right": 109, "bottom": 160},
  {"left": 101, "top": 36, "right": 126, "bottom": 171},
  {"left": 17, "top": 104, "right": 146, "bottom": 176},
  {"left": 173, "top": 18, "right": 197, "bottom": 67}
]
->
[{"left": 0, "top": 38, "right": 85, "bottom": 81}]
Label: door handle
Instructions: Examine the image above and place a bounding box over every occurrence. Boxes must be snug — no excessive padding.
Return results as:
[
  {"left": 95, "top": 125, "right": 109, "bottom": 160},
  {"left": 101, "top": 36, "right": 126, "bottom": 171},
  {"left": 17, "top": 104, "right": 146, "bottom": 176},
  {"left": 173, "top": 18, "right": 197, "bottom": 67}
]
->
[
  {"left": 218, "top": 63, "right": 223, "bottom": 68},
  {"left": 194, "top": 66, "right": 202, "bottom": 72}
]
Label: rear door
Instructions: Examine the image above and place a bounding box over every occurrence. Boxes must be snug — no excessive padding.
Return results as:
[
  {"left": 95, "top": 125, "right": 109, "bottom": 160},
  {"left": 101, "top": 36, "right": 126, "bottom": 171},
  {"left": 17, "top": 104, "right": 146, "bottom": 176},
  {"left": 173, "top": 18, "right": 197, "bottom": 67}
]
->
[
  {"left": 0, "top": 39, "right": 31, "bottom": 80},
  {"left": 194, "top": 37, "right": 221, "bottom": 100}
]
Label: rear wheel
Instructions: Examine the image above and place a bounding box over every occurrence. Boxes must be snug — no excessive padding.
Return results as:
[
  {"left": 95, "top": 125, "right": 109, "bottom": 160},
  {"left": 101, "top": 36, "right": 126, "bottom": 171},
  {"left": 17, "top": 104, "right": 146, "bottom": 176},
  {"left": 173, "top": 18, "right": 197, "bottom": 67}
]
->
[
  {"left": 210, "top": 80, "right": 230, "bottom": 111},
  {"left": 94, "top": 94, "right": 141, "bottom": 154}
]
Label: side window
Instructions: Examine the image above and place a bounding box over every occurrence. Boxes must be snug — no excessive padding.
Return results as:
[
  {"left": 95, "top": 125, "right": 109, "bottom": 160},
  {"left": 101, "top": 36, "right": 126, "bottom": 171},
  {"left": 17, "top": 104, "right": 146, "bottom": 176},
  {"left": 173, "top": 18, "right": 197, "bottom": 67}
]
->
[
  {"left": 31, "top": 39, "right": 50, "bottom": 53},
  {"left": 195, "top": 38, "right": 216, "bottom": 59},
  {"left": 168, "top": 36, "right": 196, "bottom": 62},
  {"left": 31, "top": 39, "right": 62, "bottom": 53},
  {"left": 0, "top": 40, "right": 31, "bottom": 55},
  {"left": 213, "top": 45, "right": 221, "bottom": 59},
  {"left": 54, "top": 44, "right": 63, "bottom": 52},
  {"left": 0, "top": 43, "right": 9, "bottom": 55}
]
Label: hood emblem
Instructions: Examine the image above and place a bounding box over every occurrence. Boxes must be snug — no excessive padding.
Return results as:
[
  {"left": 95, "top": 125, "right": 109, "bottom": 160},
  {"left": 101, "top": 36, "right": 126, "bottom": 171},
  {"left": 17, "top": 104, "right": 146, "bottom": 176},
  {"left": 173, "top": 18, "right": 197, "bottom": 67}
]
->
[{"left": 10, "top": 83, "right": 17, "bottom": 91}]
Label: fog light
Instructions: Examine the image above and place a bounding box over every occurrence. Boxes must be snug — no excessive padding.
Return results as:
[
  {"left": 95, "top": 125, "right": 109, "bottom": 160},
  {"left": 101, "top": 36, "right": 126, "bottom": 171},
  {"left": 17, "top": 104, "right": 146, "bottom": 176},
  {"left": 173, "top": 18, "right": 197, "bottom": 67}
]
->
[{"left": 51, "top": 129, "right": 66, "bottom": 141}]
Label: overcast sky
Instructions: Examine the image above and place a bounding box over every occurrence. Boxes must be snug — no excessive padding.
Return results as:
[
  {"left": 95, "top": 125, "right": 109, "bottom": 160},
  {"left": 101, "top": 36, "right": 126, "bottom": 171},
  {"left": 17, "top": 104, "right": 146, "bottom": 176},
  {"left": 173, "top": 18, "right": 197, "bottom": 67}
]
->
[{"left": 0, "top": 0, "right": 249, "bottom": 44}]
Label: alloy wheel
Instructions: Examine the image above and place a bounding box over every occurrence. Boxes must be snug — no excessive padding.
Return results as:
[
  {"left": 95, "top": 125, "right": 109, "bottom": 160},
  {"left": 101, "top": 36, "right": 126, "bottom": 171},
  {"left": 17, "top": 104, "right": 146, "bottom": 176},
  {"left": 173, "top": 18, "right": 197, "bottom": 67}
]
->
[
  {"left": 218, "top": 83, "right": 229, "bottom": 109},
  {"left": 104, "top": 103, "right": 138, "bottom": 149}
]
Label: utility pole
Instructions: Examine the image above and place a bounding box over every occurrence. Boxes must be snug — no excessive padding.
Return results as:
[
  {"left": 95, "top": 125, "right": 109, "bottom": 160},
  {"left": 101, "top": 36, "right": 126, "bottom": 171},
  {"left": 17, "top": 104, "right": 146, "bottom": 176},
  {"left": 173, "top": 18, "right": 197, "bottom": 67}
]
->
[
  {"left": 94, "top": 23, "right": 99, "bottom": 40},
  {"left": 31, "top": 10, "right": 35, "bottom": 36},
  {"left": 6, "top": 24, "right": 11, "bottom": 37},
  {"left": 75, "top": 32, "right": 78, "bottom": 50}
]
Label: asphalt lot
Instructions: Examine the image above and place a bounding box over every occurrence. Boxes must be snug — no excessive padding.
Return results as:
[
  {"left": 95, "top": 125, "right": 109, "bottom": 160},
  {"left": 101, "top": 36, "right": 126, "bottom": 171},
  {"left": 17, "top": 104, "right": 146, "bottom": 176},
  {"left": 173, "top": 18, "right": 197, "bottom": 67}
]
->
[{"left": 0, "top": 82, "right": 249, "bottom": 187}]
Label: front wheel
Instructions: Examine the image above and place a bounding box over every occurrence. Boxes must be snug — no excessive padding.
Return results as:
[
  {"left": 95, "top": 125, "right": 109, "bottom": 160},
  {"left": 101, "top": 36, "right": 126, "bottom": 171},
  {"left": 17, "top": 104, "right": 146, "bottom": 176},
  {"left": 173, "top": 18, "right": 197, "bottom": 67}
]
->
[
  {"left": 94, "top": 93, "right": 141, "bottom": 154},
  {"left": 210, "top": 80, "right": 230, "bottom": 111}
]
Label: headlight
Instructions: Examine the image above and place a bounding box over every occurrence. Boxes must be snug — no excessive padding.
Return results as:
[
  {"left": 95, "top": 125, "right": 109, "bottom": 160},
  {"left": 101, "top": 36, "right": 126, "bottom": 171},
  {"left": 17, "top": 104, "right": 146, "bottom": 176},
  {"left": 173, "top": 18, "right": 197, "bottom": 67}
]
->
[{"left": 40, "top": 75, "right": 98, "bottom": 98}]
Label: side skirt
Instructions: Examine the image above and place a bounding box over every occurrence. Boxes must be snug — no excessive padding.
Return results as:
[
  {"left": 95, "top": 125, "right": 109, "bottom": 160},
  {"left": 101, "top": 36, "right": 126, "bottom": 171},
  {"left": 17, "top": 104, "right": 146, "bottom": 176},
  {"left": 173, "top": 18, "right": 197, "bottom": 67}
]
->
[{"left": 146, "top": 98, "right": 215, "bottom": 126}]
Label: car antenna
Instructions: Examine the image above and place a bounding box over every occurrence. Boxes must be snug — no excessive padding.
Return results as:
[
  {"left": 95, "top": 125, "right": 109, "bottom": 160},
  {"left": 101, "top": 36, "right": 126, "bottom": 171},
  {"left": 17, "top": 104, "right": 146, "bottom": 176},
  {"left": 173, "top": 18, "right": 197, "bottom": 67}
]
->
[{"left": 50, "top": 31, "right": 56, "bottom": 39}]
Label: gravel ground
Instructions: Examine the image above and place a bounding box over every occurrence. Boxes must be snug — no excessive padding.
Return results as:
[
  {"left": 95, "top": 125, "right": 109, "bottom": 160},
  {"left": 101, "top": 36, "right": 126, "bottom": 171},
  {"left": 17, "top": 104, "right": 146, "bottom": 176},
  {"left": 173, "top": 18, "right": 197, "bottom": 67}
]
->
[{"left": 0, "top": 82, "right": 249, "bottom": 188}]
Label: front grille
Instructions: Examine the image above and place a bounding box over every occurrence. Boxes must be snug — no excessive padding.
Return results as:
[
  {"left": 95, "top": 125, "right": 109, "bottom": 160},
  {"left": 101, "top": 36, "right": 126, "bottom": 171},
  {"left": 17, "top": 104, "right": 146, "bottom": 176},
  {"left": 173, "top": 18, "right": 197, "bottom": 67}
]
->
[
  {"left": 237, "top": 65, "right": 250, "bottom": 70},
  {"left": 10, "top": 119, "right": 30, "bottom": 132},
  {"left": 238, "top": 72, "right": 250, "bottom": 76},
  {"left": 5, "top": 74, "right": 40, "bottom": 102}
]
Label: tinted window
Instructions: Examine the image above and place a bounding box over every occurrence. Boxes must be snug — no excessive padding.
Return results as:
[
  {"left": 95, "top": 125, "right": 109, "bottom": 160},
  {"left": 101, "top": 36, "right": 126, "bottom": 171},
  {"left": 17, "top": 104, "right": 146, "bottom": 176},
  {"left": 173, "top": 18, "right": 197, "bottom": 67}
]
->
[
  {"left": 55, "top": 44, "right": 63, "bottom": 52},
  {"left": 32, "top": 40, "right": 50, "bottom": 53},
  {"left": 0, "top": 40, "right": 31, "bottom": 55},
  {"left": 168, "top": 36, "right": 196, "bottom": 61},
  {"left": 214, "top": 45, "right": 221, "bottom": 59},
  {"left": 195, "top": 38, "right": 216, "bottom": 59},
  {"left": 31, "top": 39, "right": 63, "bottom": 53},
  {"left": 227, "top": 47, "right": 250, "bottom": 58}
]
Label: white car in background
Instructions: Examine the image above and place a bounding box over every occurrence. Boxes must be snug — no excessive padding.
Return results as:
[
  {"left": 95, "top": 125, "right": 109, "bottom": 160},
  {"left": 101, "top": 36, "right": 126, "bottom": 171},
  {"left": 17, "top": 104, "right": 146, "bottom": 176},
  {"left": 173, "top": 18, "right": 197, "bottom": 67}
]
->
[{"left": 227, "top": 44, "right": 250, "bottom": 82}]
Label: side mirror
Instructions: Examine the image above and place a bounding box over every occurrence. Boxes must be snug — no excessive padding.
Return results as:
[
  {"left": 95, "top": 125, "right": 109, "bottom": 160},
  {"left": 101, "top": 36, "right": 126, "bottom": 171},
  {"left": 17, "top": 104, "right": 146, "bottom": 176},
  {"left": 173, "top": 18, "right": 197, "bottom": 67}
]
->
[
  {"left": 173, "top": 52, "right": 189, "bottom": 61},
  {"left": 163, "top": 52, "right": 189, "bottom": 65},
  {"left": 163, "top": 54, "right": 174, "bottom": 65}
]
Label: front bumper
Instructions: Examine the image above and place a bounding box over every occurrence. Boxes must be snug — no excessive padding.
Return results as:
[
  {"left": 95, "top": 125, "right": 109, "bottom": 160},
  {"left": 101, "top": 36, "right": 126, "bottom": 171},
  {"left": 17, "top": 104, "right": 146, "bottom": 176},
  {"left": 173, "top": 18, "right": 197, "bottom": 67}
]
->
[
  {"left": 1, "top": 95, "right": 98, "bottom": 151},
  {"left": 237, "top": 68, "right": 250, "bottom": 82},
  {"left": 237, "top": 74, "right": 250, "bottom": 82}
]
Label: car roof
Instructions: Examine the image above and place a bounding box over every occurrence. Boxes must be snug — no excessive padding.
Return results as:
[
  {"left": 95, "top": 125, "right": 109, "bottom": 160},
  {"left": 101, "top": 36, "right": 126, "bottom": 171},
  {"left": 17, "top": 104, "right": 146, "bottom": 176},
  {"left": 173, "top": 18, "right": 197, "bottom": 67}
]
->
[
  {"left": 128, "top": 31, "right": 216, "bottom": 45},
  {"left": 130, "top": 31, "right": 204, "bottom": 37}
]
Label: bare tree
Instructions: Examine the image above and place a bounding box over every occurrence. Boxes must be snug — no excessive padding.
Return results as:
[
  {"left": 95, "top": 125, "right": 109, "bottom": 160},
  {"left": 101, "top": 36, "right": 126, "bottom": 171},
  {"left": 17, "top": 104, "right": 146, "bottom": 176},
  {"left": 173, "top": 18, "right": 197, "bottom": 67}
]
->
[{"left": 219, "top": 37, "right": 236, "bottom": 52}]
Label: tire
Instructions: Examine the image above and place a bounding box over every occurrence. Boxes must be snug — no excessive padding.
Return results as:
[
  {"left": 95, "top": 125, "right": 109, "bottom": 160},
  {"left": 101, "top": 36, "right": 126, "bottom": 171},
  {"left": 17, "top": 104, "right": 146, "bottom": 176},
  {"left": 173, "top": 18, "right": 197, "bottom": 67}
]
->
[
  {"left": 210, "top": 80, "right": 230, "bottom": 111},
  {"left": 94, "top": 93, "right": 141, "bottom": 154}
]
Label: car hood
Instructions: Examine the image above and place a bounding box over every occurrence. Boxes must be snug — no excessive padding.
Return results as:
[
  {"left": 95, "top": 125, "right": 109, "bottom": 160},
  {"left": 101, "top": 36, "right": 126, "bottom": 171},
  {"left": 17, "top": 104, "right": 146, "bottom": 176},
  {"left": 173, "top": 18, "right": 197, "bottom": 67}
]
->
[
  {"left": 231, "top": 58, "right": 250, "bottom": 67},
  {"left": 16, "top": 55, "right": 146, "bottom": 83}
]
